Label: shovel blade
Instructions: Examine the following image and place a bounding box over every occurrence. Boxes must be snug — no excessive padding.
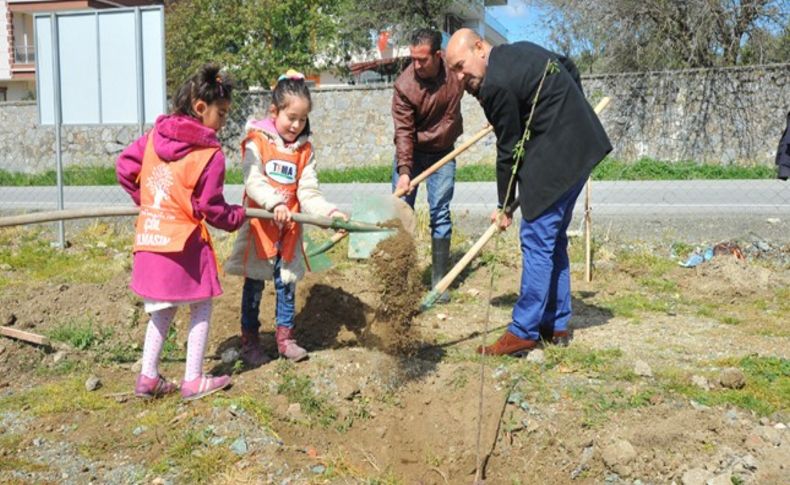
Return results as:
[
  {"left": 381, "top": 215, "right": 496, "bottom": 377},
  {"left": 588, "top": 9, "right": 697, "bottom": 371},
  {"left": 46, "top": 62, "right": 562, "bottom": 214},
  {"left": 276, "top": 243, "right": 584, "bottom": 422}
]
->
[
  {"left": 303, "top": 231, "right": 333, "bottom": 272},
  {"left": 348, "top": 194, "right": 396, "bottom": 259}
]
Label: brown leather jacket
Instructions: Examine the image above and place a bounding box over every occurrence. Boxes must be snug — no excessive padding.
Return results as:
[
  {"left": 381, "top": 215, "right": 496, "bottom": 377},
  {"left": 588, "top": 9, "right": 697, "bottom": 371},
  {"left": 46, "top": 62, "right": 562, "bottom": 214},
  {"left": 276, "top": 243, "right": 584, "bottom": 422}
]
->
[{"left": 392, "top": 58, "right": 464, "bottom": 175}]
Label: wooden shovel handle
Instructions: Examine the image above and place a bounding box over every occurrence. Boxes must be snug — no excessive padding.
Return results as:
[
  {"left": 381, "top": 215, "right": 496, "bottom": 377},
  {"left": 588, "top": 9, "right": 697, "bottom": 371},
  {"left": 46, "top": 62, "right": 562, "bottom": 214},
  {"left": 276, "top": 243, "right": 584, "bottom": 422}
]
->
[
  {"left": 0, "top": 207, "right": 140, "bottom": 227},
  {"left": 393, "top": 124, "right": 493, "bottom": 198},
  {"left": 244, "top": 208, "right": 382, "bottom": 232}
]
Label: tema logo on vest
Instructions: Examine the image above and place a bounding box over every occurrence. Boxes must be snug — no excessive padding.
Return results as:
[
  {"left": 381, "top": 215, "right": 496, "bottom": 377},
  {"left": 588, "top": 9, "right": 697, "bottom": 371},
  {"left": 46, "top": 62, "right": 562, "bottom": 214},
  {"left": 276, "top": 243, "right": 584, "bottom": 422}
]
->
[{"left": 265, "top": 159, "right": 298, "bottom": 184}]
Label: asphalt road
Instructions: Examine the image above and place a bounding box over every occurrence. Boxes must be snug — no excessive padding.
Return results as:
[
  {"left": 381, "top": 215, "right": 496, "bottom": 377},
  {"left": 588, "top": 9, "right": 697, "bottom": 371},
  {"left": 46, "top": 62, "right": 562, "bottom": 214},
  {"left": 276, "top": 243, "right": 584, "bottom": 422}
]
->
[{"left": 2, "top": 180, "right": 788, "bottom": 242}]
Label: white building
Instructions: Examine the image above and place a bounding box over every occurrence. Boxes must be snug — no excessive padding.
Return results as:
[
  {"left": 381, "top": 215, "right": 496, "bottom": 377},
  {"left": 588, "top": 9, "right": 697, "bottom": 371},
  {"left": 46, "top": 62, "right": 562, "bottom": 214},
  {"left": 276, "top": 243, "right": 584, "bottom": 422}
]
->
[
  {"left": 318, "top": 0, "right": 510, "bottom": 86},
  {"left": 0, "top": 0, "right": 160, "bottom": 102}
]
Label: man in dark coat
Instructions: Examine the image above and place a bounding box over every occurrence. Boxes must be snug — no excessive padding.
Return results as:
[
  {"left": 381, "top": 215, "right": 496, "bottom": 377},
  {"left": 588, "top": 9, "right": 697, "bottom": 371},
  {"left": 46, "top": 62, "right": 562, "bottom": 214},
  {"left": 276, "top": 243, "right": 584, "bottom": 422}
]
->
[
  {"left": 776, "top": 111, "right": 790, "bottom": 181},
  {"left": 446, "top": 28, "right": 612, "bottom": 356}
]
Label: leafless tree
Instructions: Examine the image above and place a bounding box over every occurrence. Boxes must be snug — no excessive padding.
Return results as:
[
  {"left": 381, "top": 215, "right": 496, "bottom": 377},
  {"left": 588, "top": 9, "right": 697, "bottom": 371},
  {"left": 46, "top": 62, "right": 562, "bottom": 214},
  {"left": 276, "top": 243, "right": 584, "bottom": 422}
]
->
[{"left": 534, "top": 0, "right": 789, "bottom": 72}]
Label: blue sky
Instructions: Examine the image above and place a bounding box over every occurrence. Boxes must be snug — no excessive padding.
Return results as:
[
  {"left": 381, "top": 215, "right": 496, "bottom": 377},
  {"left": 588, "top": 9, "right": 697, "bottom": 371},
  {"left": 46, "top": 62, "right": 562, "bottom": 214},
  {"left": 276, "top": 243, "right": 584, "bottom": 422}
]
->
[{"left": 487, "top": 0, "right": 552, "bottom": 45}]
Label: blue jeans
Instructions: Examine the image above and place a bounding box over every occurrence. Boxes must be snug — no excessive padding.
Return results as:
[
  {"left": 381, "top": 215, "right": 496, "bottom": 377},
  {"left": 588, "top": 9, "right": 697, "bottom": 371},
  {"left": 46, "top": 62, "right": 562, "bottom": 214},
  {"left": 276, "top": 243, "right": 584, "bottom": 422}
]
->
[
  {"left": 391, "top": 149, "right": 456, "bottom": 239},
  {"left": 240, "top": 256, "right": 296, "bottom": 332},
  {"left": 508, "top": 177, "right": 587, "bottom": 341}
]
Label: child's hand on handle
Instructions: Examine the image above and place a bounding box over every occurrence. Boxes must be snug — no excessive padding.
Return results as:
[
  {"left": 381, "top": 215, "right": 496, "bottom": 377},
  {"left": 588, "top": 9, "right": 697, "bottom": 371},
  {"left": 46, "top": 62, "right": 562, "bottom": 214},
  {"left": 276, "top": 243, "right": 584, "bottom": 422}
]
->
[
  {"left": 273, "top": 204, "right": 292, "bottom": 223},
  {"left": 330, "top": 209, "right": 350, "bottom": 222}
]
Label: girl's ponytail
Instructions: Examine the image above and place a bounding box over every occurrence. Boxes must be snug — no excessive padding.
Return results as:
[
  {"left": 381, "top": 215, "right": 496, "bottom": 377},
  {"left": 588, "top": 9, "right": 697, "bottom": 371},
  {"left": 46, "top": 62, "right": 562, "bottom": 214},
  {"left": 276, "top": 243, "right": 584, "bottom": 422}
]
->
[{"left": 172, "top": 63, "right": 234, "bottom": 117}]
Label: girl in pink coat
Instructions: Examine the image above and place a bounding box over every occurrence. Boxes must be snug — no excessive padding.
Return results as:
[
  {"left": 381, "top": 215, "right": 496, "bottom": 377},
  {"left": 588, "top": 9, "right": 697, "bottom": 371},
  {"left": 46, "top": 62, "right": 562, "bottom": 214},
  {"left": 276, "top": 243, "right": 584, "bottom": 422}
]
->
[{"left": 116, "top": 64, "right": 245, "bottom": 401}]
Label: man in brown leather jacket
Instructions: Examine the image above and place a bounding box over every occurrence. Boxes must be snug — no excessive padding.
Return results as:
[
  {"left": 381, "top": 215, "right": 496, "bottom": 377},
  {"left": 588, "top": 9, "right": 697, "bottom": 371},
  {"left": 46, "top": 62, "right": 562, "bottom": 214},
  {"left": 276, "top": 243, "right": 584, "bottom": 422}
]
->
[{"left": 392, "top": 28, "right": 464, "bottom": 302}]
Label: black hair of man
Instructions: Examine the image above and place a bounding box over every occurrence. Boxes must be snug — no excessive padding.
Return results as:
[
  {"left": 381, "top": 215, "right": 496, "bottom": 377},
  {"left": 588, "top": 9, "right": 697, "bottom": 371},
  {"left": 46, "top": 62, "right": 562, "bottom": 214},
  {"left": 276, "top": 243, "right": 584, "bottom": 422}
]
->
[{"left": 410, "top": 28, "right": 442, "bottom": 53}]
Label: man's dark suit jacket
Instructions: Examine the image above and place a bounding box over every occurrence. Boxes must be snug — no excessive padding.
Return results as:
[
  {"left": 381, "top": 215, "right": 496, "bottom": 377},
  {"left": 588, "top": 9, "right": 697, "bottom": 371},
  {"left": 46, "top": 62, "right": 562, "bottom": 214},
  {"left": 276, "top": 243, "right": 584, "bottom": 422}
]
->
[{"left": 479, "top": 41, "right": 612, "bottom": 220}]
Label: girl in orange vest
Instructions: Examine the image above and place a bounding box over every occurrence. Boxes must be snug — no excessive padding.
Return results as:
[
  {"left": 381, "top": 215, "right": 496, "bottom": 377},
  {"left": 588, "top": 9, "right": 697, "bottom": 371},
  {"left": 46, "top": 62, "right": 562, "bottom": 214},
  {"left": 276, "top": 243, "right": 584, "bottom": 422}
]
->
[
  {"left": 117, "top": 64, "right": 245, "bottom": 400},
  {"left": 225, "top": 71, "right": 348, "bottom": 364}
]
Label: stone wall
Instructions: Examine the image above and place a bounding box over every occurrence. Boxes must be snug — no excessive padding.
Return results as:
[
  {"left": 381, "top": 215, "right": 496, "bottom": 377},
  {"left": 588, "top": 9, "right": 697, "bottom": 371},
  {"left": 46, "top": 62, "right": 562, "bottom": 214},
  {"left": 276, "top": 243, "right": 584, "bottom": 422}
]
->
[
  {"left": 1, "top": 63, "right": 788, "bottom": 174},
  {"left": 583, "top": 63, "right": 790, "bottom": 164}
]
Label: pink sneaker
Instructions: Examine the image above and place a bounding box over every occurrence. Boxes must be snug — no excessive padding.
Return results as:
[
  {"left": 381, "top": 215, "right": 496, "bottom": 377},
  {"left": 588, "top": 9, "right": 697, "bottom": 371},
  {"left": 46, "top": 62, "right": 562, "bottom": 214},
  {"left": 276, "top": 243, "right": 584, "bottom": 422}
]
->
[
  {"left": 134, "top": 374, "right": 178, "bottom": 399},
  {"left": 275, "top": 326, "right": 308, "bottom": 362},
  {"left": 241, "top": 330, "right": 272, "bottom": 367},
  {"left": 180, "top": 374, "right": 231, "bottom": 401}
]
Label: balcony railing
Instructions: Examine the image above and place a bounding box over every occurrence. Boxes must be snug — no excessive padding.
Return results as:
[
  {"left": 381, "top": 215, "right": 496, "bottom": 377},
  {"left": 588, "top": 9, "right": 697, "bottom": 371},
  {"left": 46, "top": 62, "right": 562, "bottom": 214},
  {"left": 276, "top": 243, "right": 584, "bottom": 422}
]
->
[{"left": 14, "top": 44, "right": 35, "bottom": 64}]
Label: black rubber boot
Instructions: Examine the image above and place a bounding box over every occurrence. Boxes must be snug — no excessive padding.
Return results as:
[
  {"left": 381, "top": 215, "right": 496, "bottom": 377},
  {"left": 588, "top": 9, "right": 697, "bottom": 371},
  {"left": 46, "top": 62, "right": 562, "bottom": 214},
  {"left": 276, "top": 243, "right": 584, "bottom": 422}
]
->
[{"left": 431, "top": 238, "right": 451, "bottom": 304}]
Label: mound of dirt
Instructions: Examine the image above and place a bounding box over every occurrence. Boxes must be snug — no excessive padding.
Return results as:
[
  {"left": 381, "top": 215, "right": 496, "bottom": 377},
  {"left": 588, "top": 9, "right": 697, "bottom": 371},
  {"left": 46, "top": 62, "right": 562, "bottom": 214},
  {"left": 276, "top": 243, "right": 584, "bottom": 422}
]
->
[
  {"left": 687, "top": 256, "right": 776, "bottom": 297},
  {"left": 363, "top": 226, "right": 423, "bottom": 355}
]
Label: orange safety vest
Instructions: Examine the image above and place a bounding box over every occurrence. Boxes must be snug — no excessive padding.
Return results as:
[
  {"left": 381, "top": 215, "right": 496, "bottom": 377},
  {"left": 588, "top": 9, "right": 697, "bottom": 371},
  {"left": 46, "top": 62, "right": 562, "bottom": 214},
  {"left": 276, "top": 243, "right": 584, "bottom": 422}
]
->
[
  {"left": 133, "top": 134, "right": 218, "bottom": 253},
  {"left": 243, "top": 132, "right": 312, "bottom": 263}
]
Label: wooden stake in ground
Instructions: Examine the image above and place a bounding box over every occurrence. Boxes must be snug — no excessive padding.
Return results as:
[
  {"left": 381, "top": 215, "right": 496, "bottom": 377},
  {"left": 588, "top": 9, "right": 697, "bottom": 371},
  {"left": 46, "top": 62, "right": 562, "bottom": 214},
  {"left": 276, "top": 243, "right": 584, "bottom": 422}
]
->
[
  {"left": 585, "top": 178, "right": 593, "bottom": 282},
  {"left": 583, "top": 96, "right": 611, "bottom": 283},
  {"left": 0, "top": 326, "right": 51, "bottom": 346}
]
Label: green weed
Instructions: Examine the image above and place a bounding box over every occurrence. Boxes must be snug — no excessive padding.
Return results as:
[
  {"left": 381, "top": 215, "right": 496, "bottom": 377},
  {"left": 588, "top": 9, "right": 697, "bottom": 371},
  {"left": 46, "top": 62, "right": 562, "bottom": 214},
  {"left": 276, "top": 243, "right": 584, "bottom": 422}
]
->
[
  {"left": 659, "top": 356, "right": 790, "bottom": 416},
  {"left": 0, "top": 226, "right": 128, "bottom": 287},
  {"left": 0, "top": 376, "right": 118, "bottom": 416},
  {"left": 213, "top": 394, "right": 273, "bottom": 429},
  {"left": 568, "top": 384, "right": 656, "bottom": 427},
  {"left": 600, "top": 293, "right": 672, "bottom": 318},
  {"left": 276, "top": 361, "right": 337, "bottom": 427},
  {"left": 49, "top": 319, "right": 111, "bottom": 350},
  {"left": 545, "top": 345, "right": 623, "bottom": 373},
  {"left": 151, "top": 428, "right": 238, "bottom": 483}
]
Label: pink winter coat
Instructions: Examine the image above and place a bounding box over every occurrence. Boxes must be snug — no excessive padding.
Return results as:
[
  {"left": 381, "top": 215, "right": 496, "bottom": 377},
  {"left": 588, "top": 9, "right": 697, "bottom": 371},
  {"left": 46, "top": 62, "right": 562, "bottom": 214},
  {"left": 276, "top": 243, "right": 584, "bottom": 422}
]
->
[{"left": 116, "top": 114, "right": 245, "bottom": 302}]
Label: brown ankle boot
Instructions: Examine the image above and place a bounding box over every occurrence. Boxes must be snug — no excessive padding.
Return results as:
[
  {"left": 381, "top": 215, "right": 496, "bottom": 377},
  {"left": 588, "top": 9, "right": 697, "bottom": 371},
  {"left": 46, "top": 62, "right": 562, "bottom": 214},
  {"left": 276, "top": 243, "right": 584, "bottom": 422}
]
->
[
  {"left": 240, "top": 330, "right": 271, "bottom": 366},
  {"left": 477, "top": 331, "right": 538, "bottom": 356},
  {"left": 540, "top": 328, "right": 572, "bottom": 347}
]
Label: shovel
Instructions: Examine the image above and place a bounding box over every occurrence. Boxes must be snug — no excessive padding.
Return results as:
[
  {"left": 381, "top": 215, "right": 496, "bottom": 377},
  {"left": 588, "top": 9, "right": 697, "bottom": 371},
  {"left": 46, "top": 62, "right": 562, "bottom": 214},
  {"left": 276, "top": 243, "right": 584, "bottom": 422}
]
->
[
  {"left": 345, "top": 124, "right": 494, "bottom": 259},
  {"left": 0, "top": 206, "right": 387, "bottom": 233},
  {"left": 0, "top": 206, "right": 386, "bottom": 270}
]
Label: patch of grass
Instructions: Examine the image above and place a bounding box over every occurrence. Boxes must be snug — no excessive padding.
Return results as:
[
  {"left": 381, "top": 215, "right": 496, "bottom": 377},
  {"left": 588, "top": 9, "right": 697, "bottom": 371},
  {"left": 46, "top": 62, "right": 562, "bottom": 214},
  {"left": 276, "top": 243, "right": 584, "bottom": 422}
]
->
[
  {"left": 592, "top": 157, "right": 775, "bottom": 180},
  {"left": 35, "top": 359, "right": 83, "bottom": 377},
  {"left": 276, "top": 361, "right": 337, "bottom": 427},
  {"left": 161, "top": 324, "right": 182, "bottom": 360},
  {"left": 134, "top": 401, "right": 180, "bottom": 430},
  {"left": 447, "top": 367, "right": 471, "bottom": 390},
  {"left": 659, "top": 356, "right": 790, "bottom": 416},
  {"left": 102, "top": 340, "right": 139, "bottom": 364},
  {"left": 617, "top": 249, "right": 676, "bottom": 279},
  {"left": 0, "top": 433, "right": 23, "bottom": 451},
  {"left": 720, "top": 315, "right": 742, "bottom": 325},
  {"left": 639, "top": 277, "right": 678, "bottom": 293},
  {"left": 568, "top": 384, "right": 656, "bottom": 427},
  {"left": 0, "top": 158, "right": 774, "bottom": 186},
  {"left": 49, "top": 318, "right": 112, "bottom": 350},
  {"left": 321, "top": 450, "right": 401, "bottom": 483},
  {"left": 544, "top": 345, "right": 624, "bottom": 374},
  {"left": 0, "top": 226, "right": 128, "bottom": 287},
  {"left": 600, "top": 292, "right": 672, "bottom": 318},
  {"left": 0, "top": 376, "right": 119, "bottom": 416},
  {"left": 213, "top": 394, "right": 273, "bottom": 429},
  {"left": 0, "top": 457, "right": 49, "bottom": 473},
  {"left": 151, "top": 428, "right": 238, "bottom": 483},
  {"left": 0, "top": 166, "right": 118, "bottom": 186}
]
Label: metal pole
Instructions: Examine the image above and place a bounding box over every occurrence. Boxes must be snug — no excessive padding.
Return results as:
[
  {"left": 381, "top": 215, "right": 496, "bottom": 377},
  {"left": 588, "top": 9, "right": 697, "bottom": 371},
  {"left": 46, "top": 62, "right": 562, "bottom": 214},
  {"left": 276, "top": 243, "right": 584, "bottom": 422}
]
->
[
  {"left": 50, "top": 13, "right": 65, "bottom": 248},
  {"left": 134, "top": 7, "right": 145, "bottom": 135}
]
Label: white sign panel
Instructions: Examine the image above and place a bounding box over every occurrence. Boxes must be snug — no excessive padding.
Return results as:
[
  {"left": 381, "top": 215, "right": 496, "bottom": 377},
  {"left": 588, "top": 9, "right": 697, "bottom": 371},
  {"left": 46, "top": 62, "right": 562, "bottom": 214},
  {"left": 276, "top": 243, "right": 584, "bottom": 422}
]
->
[{"left": 35, "top": 7, "right": 166, "bottom": 125}]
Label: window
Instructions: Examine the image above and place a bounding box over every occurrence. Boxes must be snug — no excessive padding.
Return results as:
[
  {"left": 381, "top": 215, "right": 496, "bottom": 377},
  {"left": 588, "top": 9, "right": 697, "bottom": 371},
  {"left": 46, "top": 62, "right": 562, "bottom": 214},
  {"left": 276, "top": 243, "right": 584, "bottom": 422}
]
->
[{"left": 444, "top": 14, "right": 464, "bottom": 35}]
